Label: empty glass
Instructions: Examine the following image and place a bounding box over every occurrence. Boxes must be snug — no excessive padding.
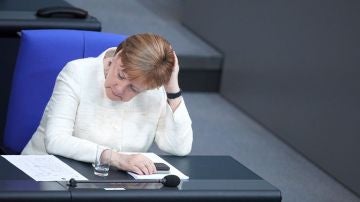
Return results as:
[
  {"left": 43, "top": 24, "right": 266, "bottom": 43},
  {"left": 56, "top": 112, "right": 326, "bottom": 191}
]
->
[{"left": 94, "top": 145, "right": 112, "bottom": 177}]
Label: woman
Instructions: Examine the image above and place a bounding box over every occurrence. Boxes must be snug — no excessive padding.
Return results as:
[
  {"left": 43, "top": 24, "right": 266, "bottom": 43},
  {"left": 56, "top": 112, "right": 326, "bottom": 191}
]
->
[{"left": 21, "top": 33, "right": 193, "bottom": 175}]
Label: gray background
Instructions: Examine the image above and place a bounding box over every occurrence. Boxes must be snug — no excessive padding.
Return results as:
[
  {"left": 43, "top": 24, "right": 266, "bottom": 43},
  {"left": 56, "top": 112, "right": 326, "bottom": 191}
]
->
[{"left": 181, "top": 0, "right": 360, "bottom": 197}]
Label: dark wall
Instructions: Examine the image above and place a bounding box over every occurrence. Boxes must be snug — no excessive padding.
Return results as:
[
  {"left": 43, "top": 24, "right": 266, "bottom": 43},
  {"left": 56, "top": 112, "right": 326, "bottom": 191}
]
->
[{"left": 182, "top": 0, "right": 360, "bottom": 196}]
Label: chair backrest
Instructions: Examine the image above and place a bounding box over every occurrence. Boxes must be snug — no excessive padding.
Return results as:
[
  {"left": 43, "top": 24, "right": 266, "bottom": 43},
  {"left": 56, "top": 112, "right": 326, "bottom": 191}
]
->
[{"left": 3, "top": 29, "right": 127, "bottom": 154}]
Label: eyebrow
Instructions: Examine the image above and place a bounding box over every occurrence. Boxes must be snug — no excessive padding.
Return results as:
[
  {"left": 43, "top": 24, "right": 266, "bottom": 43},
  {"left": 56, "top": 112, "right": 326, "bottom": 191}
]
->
[
  {"left": 117, "top": 68, "right": 126, "bottom": 77},
  {"left": 117, "top": 73, "right": 125, "bottom": 79},
  {"left": 117, "top": 68, "right": 144, "bottom": 92}
]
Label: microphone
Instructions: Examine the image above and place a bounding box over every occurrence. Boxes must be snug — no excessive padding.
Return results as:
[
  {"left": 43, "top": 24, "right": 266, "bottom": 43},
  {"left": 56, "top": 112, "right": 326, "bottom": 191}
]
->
[{"left": 68, "top": 175, "right": 180, "bottom": 188}]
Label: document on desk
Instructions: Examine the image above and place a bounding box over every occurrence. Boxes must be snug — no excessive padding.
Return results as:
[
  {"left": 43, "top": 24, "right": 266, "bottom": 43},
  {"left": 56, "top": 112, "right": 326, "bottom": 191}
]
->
[
  {"left": 2, "top": 155, "right": 87, "bottom": 181},
  {"left": 127, "top": 153, "right": 189, "bottom": 180}
]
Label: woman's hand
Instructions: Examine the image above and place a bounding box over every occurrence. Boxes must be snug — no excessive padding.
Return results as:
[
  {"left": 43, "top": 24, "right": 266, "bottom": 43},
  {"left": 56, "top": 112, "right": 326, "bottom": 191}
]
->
[
  {"left": 164, "top": 51, "right": 182, "bottom": 111},
  {"left": 164, "top": 51, "right": 180, "bottom": 93},
  {"left": 112, "top": 152, "right": 156, "bottom": 175}
]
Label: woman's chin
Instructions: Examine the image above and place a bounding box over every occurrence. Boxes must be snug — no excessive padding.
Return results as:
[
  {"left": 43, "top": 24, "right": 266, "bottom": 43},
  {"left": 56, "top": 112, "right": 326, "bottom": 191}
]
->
[{"left": 105, "top": 91, "right": 123, "bottom": 101}]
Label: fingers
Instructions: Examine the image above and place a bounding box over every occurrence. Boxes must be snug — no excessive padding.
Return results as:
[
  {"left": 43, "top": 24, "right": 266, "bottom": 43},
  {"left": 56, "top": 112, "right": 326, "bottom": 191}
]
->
[
  {"left": 114, "top": 153, "right": 157, "bottom": 175},
  {"left": 131, "top": 166, "right": 143, "bottom": 175},
  {"left": 136, "top": 162, "right": 155, "bottom": 175},
  {"left": 149, "top": 161, "right": 157, "bottom": 173},
  {"left": 173, "top": 50, "right": 178, "bottom": 63},
  {"left": 127, "top": 154, "right": 156, "bottom": 175},
  {"left": 172, "top": 51, "right": 179, "bottom": 71}
]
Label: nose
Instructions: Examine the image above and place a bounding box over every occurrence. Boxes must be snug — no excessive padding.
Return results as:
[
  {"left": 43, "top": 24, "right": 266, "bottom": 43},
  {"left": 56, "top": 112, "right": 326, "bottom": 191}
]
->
[{"left": 112, "top": 81, "right": 128, "bottom": 95}]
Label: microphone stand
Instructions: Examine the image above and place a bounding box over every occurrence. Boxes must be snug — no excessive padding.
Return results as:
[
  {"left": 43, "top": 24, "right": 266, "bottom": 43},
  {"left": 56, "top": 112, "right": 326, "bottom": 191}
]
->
[{"left": 68, "top": 175, "right": 180, "bottom": 188}]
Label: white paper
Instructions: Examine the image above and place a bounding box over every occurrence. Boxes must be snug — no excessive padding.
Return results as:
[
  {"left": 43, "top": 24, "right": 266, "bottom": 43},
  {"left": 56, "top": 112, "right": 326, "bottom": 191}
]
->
[
  {"left": 104, "top": 187, "right": 126, "bottom": 190},
  {"left": 127, "top": 153, "right": 189, "bottom": 180},
  {"left": 2, "top": 155, "right": 87, "bottom": 181}
]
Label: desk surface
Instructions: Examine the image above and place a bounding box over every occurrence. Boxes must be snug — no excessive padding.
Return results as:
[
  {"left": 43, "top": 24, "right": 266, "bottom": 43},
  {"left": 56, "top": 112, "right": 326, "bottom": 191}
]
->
[{"left": 0, "top": 155, "right": 281, "bottom": 202}]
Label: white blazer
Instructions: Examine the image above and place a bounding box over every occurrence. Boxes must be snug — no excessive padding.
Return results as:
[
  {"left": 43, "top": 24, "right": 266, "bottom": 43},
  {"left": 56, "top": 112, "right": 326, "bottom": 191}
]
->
[{"left": 21, "top": 48, "right": 193, "bottom": 163}]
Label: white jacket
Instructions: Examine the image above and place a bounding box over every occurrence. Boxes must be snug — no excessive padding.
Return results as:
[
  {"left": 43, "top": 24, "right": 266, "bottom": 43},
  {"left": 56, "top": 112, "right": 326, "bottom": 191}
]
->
[{"left": 21, "top": 49, "right": 193, "bottom": 163}]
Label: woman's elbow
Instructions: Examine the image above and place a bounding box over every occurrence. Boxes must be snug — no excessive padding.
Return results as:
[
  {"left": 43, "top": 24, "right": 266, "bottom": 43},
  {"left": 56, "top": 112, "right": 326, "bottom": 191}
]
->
[
  {"left": 173, "top": 140, "right": 193, "bottom": 156},
  {"left": 175, "top": 147, "right": 192, "bottom": 156},
  {"left": 44, "top": 135, "right": 58, "bottom": 154}
]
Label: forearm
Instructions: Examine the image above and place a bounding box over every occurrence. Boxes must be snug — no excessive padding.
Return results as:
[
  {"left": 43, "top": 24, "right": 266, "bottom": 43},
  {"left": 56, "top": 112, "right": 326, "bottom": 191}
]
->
[
  {"left": 156, "top": 125, "right": 193, "bottom": 156},
  {"left": 164, "top": 77, "right": 182, "bottom": 112},
  {"left": 155, "top": 100, "right": 193, "bottom": 156},
  {"left": 43, "top": 63, "right": 98, "bottom": 162},
  {"left": 45, "top": 131, "right": 98, "bottom": 163},
  {"left": 167, "top": 96, "right": 182, "bottom": 111}
]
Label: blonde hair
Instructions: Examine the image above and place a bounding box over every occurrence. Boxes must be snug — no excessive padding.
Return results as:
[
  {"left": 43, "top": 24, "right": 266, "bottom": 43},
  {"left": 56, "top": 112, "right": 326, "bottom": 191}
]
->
[{"left": 114, "top": 33, "right": 174, "bottom": 89}]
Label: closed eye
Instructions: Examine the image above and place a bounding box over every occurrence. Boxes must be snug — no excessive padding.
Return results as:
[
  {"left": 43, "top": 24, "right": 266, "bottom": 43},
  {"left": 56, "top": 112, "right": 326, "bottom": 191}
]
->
[
  {"left": 130, "top": 85, "right": 139, "bottom": 93},
  {"left": 117, "top": 73, "right": 126, "bottom": 80}
]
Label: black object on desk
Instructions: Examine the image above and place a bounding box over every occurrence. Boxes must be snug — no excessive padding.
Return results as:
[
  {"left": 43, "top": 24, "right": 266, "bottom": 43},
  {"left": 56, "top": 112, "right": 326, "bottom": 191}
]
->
[
  {"left": 0, "top": 155, "right": 282, "bottom": 202},
  {"left": 0, "top": 0, "right": 101, "bottom": 34}
]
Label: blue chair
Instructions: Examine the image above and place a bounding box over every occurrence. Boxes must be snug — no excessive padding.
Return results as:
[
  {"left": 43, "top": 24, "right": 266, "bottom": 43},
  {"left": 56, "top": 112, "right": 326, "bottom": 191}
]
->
[{"left": 3, "top": 29, "right": 127, "bottom": 154}]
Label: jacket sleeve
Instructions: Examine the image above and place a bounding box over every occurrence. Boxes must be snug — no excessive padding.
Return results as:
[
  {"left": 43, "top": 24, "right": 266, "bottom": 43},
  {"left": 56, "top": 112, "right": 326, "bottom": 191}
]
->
[
  {"left": 43, "top": 62, "right": 99, "bottom": 163},
  {"left": 154, "top": 89, "right": 193, "bottom": 156}
]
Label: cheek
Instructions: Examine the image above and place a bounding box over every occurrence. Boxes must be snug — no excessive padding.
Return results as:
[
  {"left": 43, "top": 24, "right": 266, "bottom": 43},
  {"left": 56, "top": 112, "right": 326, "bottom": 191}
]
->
[
  {"left": 104, "top": 67, "right": 117, "bottom": 86},
  {"left": 104, "top": 74, "right": 116, "bottom": 87},
  {"left": 104, "top": 77, "right": 110, "bottom": 87}
]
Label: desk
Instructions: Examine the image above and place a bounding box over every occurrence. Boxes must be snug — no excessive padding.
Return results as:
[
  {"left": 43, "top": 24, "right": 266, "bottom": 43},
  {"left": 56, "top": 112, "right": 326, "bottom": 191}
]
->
[{"left": 0, "top": 155, "right": 281, "bottom": 202}]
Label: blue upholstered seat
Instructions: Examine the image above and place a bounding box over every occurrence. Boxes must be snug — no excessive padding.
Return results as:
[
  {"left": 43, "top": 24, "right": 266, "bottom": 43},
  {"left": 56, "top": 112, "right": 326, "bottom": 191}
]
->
[{"left": 3, "top": 29, "right": 127, "bottom": 154}]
